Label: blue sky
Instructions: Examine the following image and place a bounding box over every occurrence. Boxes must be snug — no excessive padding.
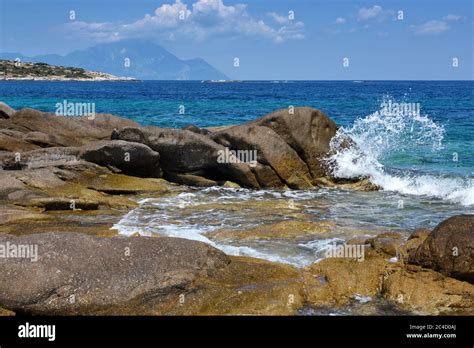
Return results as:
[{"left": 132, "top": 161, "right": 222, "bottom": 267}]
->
[{"left": 0, "top": 0, "right": 472, "bottom": 79}]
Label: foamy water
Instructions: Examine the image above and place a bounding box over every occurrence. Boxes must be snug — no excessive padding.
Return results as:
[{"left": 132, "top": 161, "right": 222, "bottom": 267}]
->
[{"left": 326, "top": 97, "right": 474, "bottom": 206}]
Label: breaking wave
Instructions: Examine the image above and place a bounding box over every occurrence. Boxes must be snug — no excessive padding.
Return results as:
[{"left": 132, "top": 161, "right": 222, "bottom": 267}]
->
[{"left": 326, "top": 97, "right": 473, "bottom": 206}]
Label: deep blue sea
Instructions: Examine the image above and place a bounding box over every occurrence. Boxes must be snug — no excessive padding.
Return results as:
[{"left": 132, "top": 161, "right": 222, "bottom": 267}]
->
[{"left": 1, "top": 80, "right": 472, "bottom": 265}]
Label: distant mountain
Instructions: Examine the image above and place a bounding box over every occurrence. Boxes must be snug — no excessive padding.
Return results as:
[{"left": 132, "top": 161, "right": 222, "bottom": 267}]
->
[{"left": 0, "top": 40, "right": 229, "bottom": 80}]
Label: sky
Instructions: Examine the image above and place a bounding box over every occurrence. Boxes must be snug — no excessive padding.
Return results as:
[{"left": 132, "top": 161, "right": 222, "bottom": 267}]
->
[{"left": 0, "top": 0, "right": 473, "bottom": 80}]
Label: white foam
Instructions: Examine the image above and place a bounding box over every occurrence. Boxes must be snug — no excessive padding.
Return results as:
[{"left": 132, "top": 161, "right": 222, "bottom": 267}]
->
[{"left": 327, "top": 97, "right": 474, "bottom": 206}]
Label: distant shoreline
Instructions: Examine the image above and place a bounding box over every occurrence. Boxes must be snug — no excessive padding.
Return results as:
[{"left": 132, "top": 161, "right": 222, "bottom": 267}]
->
[{"left": 0, "top": 60, "right": 136, "bottom": 82}]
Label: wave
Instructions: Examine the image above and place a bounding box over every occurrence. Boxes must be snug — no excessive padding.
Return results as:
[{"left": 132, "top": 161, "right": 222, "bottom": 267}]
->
[{"left": 326, "top": 97, "right": 474, "bottom": 206}]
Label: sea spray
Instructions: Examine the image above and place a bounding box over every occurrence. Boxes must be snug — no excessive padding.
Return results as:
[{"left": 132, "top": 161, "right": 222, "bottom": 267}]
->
[{"left": 326, "top": 97, "right": 473, "bottom": 206}]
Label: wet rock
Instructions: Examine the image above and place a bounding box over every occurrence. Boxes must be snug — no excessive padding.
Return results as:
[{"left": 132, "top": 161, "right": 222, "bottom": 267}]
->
[
  {"left": 314, "top": 176, "right": 380, "bottom": 191},
  {"left": 410, "top": 215, "right": 474, "bottom": 283},
  {"left": 206, "top": 220, "right": 335, "bottom": 241},
  {"left": 221, "top": 181, "right": 241, "bottom": 189},
  {"left": 165, "top": 172, "right": 218, "bottom": 187},
  {"left": 171, "top": 256, "right": 304, "bottom": 315}
]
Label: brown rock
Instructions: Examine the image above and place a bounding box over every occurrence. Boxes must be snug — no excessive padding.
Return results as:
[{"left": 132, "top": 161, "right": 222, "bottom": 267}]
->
[
  {"left": 251, "top": 107, "right": 337, "bottom": 179},
  {"left": 410, "top": 215, "right": 474, "bottom": 283},
  {"left": 212, "top": 124, "right": 313, "bottom": 189},
  {"left": 0, "top": 102, "right": 16, "bottom": 119},
  {"left": 366, "top": 232, "right": 404, "bottom": 257},
  {"left": 79, "top": 140, "right": 162, "bottom": 178},
  {"left": 206, "top": 220, "right": 334, "bottom": 241},
  {"left": 117, "top": 126, "right": 260, "bottom": 188},
  {"left": 303, "top": 255, "right": 389, "bottom": 307},
  {"left": 8, "top": 108, "right": 139, "bottom": 147},
  {"left": 382, "top": 267, "right": 474, "bottom": 315},
  {"left": 0, "top": 233, "right": 230, "bottom": 315}
]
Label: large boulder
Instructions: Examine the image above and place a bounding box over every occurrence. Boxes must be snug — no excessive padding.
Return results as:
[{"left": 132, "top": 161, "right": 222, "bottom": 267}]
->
[
  {"left": 116, "top": 126, "right": 260, "bottom": 188},
  {"left": 0, "top": 233, "right": 230, "bottom": 315},
  {"left": 0, "top": 102, "right": 16, "bottom": 119},
  {"left": 250, "top": 107, "right": 337, "bottom": 179},
  {"left": 79, "top": 140, "right": 162, "bottom": 178},
  {"left": 409, "top": 215, "right": 474, "bottom": 283},
  {"left": 5, "top": 108, "right": 139, "bottom": 148},
  {"left": 212, "top": 124, "right": 313, "bottom": 189}
]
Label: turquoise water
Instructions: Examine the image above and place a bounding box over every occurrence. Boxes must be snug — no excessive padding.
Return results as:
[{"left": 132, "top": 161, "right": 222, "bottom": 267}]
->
[{"left": 1, "top": 80, "right": 472, "bottom": 264}]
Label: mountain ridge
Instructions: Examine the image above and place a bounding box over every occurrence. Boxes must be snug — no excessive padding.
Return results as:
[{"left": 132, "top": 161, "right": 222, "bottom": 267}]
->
[{"left": 0, "top": 40, "right": 229, "bottom": 80}]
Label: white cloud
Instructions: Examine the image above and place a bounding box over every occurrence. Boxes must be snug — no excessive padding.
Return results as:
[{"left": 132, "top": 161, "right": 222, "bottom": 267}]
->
[
  {"left": 443, "top": 14, "right": 463, "bottom": 21},
  {"left": 65, "top": 0, "right": 305, "bottom": 44},
  {"left": 358, "top": 5, "right": 384, "bottom": 21},
  {"left": 335, "top": 17, "right": 346, "bottom": 24},
  {"left": 268, "top": 12, "right": 289, "bottom": 24},
  {"left": 413, "top": 20, "right": 449, "bottom": 35}
]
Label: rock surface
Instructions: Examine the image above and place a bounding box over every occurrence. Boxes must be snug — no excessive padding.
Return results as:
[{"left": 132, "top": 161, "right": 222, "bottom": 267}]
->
[
  {"left": 249, "top": 107, "right": 337, "bottom": 179},
  {"left": 79, "top": 140, "right": 162, "bottom": 178},
  {"left": 0, "top": 233, "right": 229, "bottom": 315},
  {"left": 0, "top": 108, "right": 138, "bottom": 151},
  {"left": 409, "top": 215, "right": 474, "bottom": 283},
  {"left": 0, "top": 102, "right": 16, "bottom": 119}
]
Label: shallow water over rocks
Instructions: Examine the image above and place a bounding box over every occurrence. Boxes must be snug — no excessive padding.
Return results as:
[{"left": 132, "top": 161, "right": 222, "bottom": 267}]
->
[{"left": 114, "top": 186, "right": 472, "bottom": 266}]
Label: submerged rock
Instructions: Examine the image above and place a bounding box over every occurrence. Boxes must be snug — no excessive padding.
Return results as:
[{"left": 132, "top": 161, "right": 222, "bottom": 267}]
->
[
  {"left": 206, "top": 220, "right": 335, "bottom": 241},
  {"left": 409, "top": 215, "right": 474, "bottom": 283}
]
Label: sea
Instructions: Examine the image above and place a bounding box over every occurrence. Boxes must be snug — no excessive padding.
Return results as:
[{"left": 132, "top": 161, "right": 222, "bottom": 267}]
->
[{"left": 1, "top": 80, "right": 472, "bottom": 266}]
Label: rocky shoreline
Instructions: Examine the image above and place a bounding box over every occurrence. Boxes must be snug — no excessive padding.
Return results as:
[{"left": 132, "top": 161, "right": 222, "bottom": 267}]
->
[
  {"left": 0, "top": 102, "right": 472, "bottom": 315},
  {"left": 0, "top": 60, "right": 135, "bottom": 81}
]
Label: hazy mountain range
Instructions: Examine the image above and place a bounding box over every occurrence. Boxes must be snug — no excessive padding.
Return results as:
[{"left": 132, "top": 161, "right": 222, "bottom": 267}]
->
[{"left": 0, "top": 40, "right": 229, "bottom": 80}]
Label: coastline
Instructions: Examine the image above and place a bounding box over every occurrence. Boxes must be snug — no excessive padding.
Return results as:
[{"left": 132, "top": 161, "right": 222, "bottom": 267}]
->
[{"left": 0, "top": 103, "right": 472, "bottom": 316}]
